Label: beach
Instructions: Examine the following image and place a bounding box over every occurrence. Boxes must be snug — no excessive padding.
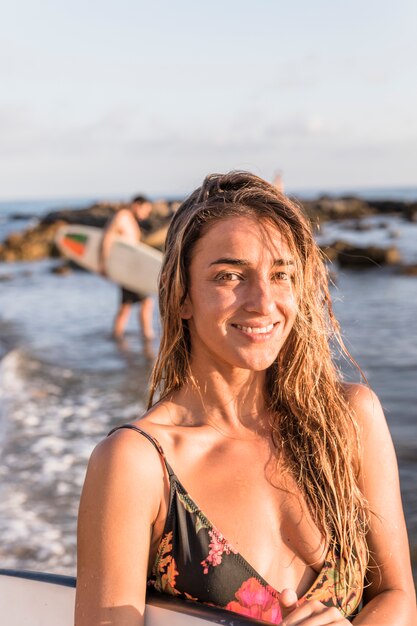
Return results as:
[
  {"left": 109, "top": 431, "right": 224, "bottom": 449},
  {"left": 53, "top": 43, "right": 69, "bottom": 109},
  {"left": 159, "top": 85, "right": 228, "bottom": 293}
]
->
[{"left": 0, "top": 196, "right": 416, "bottom": 586}]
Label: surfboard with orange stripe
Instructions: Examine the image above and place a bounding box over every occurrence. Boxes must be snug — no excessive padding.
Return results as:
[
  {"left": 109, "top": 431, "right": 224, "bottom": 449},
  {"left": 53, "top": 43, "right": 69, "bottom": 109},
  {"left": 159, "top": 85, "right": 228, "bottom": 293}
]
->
[
  {"left": 55, "top": 224, "right": 162, "bottom": 295},
  {"left": 59, "top": 232, "right": 89, "bottom": 257}
]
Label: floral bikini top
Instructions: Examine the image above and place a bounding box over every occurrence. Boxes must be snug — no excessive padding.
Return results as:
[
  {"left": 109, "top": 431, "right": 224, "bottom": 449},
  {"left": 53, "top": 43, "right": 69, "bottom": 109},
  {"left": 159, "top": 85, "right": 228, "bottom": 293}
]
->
[{"left": 109, "top": 424, "right": 362, "bottom": 624}]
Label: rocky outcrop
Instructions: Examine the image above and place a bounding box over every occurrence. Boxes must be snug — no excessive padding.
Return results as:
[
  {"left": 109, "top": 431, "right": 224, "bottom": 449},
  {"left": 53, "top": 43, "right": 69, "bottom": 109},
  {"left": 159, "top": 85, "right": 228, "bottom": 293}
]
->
[
  {"left": 321, "top": 241, "right": 402, "bottom": 268},
  {"left": 298, "top": 196, "right": 417, "bottom": 224},
  {"left": 0, "top": 221, "right": 66, "bottom": 262},
  {"left": 41, "top": 203, "right": 120, "bottom": 227},
  {"left": 0, "top": 200, "right": 176, "bottom": 262},
  {"left": 405, "top": 208, "right": 417, "bottom": 223},
  {"left": 300, "top": 196, "right": 374, "bottom": 223},
  {"left": 367, "top": 200, "right": 417, "bottom": 216},
  {"left": 40, "top": 199, "right": 177, "bottom": 229},
  {"left": 397, "top": 264, "right": 417, "bottom": 276},
  {"left": 0, "top": 195, "right": 414, "bottom": 263}
]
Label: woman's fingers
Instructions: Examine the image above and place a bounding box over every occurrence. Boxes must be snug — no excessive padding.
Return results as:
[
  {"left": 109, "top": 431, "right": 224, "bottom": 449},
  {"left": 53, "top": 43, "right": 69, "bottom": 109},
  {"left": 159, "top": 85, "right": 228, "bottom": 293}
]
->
[
  {"left": 279, "top": 588, "right": 299, "bottom": 618},
  {"left": 280, "top": 600, "right": 348, "bottom": 625}
]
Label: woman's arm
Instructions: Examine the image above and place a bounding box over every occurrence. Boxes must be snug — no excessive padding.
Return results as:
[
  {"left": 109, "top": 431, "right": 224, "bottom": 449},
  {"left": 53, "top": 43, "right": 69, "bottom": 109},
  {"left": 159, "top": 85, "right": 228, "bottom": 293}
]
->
[
  {"left": 346, "top": 384, "right": 416, "bottom": 625},
  {"left": 74, "top": 429, "right": 165, "bottom": 626}
]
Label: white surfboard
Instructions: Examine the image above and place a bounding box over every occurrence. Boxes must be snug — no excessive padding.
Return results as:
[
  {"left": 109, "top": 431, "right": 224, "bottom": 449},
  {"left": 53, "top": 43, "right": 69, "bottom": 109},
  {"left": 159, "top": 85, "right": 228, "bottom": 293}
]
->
[
  {"left": 0, "top": 570, "right": 260, "bottom": 626},
  {"left": 55, "top": 224, "right": 163, "bottom": 295}
]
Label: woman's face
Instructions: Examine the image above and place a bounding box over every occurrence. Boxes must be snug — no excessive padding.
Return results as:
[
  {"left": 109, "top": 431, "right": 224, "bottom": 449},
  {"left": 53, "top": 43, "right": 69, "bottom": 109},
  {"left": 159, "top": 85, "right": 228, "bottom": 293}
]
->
[{"left": 181, "top": 216, "right": 298, "bottom": 373}]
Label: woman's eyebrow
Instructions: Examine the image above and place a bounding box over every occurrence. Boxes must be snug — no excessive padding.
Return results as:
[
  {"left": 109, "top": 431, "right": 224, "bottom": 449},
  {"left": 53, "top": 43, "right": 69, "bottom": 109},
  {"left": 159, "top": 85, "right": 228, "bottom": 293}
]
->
[
  {"left": 209, "top": 257, "right": 249, "bottom": 267},
  {"left": 273, "top": 259, "right": 294, "bottom": 267},
  {"left": 209, "top": 257, "right": 294, "bottom": 267}
]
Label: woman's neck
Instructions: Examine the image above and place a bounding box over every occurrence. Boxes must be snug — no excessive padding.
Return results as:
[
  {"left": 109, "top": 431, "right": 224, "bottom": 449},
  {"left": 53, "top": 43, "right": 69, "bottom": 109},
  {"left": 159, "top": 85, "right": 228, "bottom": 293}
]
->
[{"left": 170, "top": 360, "right": 270, "bottom": 436}]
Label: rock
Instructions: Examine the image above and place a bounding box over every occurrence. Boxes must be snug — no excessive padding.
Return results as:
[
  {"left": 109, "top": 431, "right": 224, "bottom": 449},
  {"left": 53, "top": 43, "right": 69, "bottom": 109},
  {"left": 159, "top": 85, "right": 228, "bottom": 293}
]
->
[
  {"left": 41, "top": 203, "right": 119, "bottom": 228},
  {"left": 298, "top": 195, "right": 417, "bottom": 225},
  {"left": 320, "top": 245, "right": 339, "bottom": 263},
  {"left": 351, "top": 221, "right": 373, "bottom": 232},
  {"left": 320, "top": 240, "right": 402, "bottom": 268},
  {"left": 9, "top": 213, "right": 37, "bottom": 220},
  {"left": 142, "top": 225, "right": 169, "bottom": 251},
  {"left": 40, "top": 200, "right": 175, "bottom": 230},
  {"left": 0, "top": 221, "right": 65, "bottom": 262},
  {"left": 5, "top": 232, "right": 24, "bottom": 246},
  {"left": 367, "top": 199, "right": 413, "bottom": 214},
  {"left": 388, "top": 229, "right": 401, "bottom": 239},
  {"left": 1, "top": 193, "right": 412, "bottom": 264},
  {"left": 320, "top": 240, "right": 353, "bottom": 263},
  {"left": 405, "top": 207, "right": 417, "bottom": 223},
  {"left": 397, "top": 264, "right": 417, "bottom": 276},
  {"left": 300, "top": 196, "right": 374, "bottom": 223},
  {"left": 50, "top": 263, "right": 72, "bottom": 276},
  {"left": 0, "top": 248, "right": 18, "bottom": 262},
  {"left": 337, "top": 244, "right": 401, "bottom": 268}
]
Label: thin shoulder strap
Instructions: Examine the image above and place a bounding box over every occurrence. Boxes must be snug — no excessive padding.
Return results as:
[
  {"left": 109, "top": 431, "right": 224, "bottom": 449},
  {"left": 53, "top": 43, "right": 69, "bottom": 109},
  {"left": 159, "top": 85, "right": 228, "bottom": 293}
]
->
[{"left": 108, "top": 424, "right": 175, "bottom": 478}]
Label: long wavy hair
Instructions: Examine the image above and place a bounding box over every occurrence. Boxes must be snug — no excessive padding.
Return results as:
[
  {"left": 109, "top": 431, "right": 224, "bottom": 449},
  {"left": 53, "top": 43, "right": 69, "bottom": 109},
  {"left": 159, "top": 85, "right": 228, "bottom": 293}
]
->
[{"left": 148, "top": 171, "right": 369, "bottom": 600}]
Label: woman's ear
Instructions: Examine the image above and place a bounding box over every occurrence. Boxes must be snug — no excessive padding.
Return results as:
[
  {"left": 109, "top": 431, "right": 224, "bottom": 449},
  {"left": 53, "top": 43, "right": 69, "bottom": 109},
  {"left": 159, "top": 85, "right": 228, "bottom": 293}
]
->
[{"left": 180, "top": 294, "right": 193, "bottom": 320}]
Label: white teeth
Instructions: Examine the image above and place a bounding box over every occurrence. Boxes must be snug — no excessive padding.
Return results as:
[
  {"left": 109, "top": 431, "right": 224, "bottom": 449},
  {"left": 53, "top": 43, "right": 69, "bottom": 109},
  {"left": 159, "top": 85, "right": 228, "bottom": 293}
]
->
[{"left": 235, "top": 323, "right": 274, "bottom": 334}]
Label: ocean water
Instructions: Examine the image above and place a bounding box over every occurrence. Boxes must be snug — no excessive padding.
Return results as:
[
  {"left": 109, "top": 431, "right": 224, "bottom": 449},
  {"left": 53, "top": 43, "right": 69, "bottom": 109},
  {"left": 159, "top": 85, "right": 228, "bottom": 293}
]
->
[{"left": 0, "top": 192, "right": 416, "bottom": 585}]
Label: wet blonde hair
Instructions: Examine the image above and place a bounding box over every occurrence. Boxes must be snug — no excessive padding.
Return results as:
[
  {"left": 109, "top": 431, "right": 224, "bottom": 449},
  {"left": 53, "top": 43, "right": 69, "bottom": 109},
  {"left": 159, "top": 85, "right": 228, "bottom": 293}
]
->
[{"left": 149, "top": 171, "right": 369, "bottom": 601}]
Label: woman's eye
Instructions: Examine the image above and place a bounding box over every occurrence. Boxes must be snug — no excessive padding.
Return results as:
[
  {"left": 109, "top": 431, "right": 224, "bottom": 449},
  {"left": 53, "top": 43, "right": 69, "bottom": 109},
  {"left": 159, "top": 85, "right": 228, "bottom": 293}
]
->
[
  {"left": 215, "top": 272, "right": 241, "bottom": 282},
  {"left": 272, "top": 271, "right": 289, "bottom": 281}
]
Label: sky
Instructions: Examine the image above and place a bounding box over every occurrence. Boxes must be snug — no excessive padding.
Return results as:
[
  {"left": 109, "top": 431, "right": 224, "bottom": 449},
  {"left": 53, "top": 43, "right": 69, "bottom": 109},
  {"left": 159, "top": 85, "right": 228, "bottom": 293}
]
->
[{"left": 1, "top": 0, "right": 416, "bottom": 199}]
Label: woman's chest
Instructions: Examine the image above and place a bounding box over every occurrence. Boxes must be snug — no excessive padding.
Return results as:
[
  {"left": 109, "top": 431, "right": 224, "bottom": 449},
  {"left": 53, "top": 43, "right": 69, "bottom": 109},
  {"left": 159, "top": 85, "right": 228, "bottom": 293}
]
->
[{"left": 154, "top": 442, "right": 327, "bottom": 594}]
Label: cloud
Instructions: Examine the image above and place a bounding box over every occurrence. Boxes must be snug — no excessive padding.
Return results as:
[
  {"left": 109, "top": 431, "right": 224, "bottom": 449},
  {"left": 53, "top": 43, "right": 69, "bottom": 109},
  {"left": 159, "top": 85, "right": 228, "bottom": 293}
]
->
[
  {"left": 1, "top": 97, "right": 416, "bottom": 198},
  {"left": 0, "top": 104, "right": 154, "bottom": 158},
  {"left": 0, "top": 104, "right": 376, "bottom": 162}
]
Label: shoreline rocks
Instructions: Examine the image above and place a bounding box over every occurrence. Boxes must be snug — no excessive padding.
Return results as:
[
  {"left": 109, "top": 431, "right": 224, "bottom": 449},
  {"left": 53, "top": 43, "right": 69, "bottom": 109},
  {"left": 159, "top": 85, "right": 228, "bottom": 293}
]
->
[
  {"left": 0, "top": 196, "right": 415, "bottom": 273},
  {"left": 0, "top": 221, "right": 66, "bottom": 262},
  {"left": 0, "top": 200, "right": 176, "bottom": 262},
  {"left": 299, "top": 196, "right": 375, "bottom": 223},
  {"left": 298, "top": 196, "right": 417, "bottom": 224},
  {"left": 320, "top": 241, "right": 402, "bottom": 268},
  {"left": 397, "top": 264, "right": 417, "bottom": 276}
]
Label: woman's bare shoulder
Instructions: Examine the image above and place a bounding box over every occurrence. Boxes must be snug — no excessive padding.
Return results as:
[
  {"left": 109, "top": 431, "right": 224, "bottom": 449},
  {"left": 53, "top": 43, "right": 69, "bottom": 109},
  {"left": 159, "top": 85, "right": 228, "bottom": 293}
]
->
[
  {"left": 342, "top": 380, "right": 378, "bottom": 404},
  {"left": 342, "top": 382, "right": 385, "bottom": 433},
  {"left": 86, "top": 422, "right": 167, "bottom": 499}
]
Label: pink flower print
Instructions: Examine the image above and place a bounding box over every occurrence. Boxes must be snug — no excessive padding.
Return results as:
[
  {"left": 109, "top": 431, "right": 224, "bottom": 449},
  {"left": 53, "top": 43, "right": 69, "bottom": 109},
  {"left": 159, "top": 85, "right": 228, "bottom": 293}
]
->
[
  {"left": 201, "top": 529, "right": 238, "bottom": 574},
  {"left": 226, "top": 578, "right": 282, "bottom": 624}
]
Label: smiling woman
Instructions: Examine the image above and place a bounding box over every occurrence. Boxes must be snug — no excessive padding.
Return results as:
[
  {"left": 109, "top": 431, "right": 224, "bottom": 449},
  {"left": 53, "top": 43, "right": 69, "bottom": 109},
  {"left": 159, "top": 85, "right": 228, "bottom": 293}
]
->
[{"left": 75, "top": 172, "right": 416, "bottom": 626}]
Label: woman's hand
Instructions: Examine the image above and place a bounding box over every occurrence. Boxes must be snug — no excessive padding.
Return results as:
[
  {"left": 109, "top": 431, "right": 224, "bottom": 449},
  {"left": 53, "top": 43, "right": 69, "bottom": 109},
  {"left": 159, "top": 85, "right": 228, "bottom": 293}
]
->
[{"left": 279, "top": 589, "right": 351, "bottom": 625}]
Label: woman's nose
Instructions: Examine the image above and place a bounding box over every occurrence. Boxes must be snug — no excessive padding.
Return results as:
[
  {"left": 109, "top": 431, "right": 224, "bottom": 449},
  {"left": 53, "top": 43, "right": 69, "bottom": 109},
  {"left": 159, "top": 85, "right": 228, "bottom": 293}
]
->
[{"left": 244, "top": 279, "right": 275, "bottom": 315}]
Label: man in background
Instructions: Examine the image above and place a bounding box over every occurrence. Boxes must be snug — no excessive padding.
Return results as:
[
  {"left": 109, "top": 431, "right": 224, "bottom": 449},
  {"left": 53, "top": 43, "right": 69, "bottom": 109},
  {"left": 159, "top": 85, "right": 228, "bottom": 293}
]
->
[{"left": 100, "top": 195, "right": 154, "bottom": 341}]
